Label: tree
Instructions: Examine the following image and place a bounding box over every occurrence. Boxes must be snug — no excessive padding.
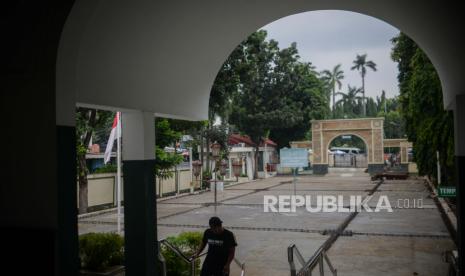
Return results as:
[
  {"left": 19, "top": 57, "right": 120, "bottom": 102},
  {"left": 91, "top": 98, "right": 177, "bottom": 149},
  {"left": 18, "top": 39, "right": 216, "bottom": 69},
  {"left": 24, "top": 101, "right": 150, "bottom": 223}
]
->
[
  {"left": 76, "top": 108, "right": 114, "bottom": 214},
  {"left": 335, "top": 85, "right": 363, "bottom": 118},
  {"left": 351, "top": 54, "right": 377, "bottom": 116},
  {"left": 366, "top": 97, "right": 378, "bottom": 117},
  {"left": 269, "top": 61, "right": 328, "bottom": 148},
  {"left": 155, "top": 118, "right": 183, "bottom": 180},
  {"left": 376, "top": 90, "right": 387, "bottom": 113},
  {"left": 267, "top": 42, "right": 328, "bottom": 148},
  {"left": 378, "top": 110, "right": 405, "bottom": 139},
  {"left": 391, "top": 33, "right": 454, "bottom": 185},
  {"left": 229, "top": 31, "right": 305, "bottom": 178},
  {"left": 320, "top": 64, "right": 344, "bottom": 118}
]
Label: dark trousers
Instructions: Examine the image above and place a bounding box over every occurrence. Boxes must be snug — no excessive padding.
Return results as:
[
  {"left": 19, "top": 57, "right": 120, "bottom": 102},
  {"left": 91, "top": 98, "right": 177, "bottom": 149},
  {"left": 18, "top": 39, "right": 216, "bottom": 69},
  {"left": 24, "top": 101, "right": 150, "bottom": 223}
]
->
[{"left": 200, "top": 263, "right": 228, "bottom": 276}]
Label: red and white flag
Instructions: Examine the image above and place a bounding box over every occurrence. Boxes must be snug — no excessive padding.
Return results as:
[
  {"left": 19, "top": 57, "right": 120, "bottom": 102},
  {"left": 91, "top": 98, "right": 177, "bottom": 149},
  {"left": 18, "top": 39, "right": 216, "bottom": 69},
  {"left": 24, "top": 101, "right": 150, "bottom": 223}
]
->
[{"left": 104, "top": 112, "right": 121, "bottom": 164}]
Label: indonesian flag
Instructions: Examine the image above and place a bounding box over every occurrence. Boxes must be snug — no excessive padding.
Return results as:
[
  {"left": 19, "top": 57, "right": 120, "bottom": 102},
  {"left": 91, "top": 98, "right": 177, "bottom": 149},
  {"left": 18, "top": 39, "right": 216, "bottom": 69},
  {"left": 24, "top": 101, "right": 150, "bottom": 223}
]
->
[{"left": 104, "top": 112, "right": 121, "bottom": 164}]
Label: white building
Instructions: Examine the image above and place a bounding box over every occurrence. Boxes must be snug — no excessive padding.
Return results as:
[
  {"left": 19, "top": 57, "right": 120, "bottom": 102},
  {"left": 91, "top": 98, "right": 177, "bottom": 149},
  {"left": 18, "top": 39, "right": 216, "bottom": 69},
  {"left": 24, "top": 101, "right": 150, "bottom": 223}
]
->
[{"left": 227, "top": 134, "right": 278, "bottom": 179}]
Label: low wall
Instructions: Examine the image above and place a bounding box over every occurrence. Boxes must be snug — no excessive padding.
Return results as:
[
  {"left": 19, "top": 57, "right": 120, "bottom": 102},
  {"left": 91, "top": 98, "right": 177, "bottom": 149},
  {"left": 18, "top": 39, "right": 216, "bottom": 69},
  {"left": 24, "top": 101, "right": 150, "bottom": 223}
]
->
[
  {"left": 78, "top": 168, "right": 193, "bottom": 212},
  {"left": 156, "top": 168, "right": 194, "bottom": 197}
]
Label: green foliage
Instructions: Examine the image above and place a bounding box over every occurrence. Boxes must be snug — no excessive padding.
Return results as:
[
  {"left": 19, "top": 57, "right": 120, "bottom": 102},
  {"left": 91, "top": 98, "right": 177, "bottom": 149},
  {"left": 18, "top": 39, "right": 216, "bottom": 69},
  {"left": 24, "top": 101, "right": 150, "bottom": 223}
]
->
[
  {"left": 378, "top": 110, "right": 405, "bottom": 139},
  {"left": 79, "top": 232, "right": 124, "bottom": 271},
  {"left": 76, "top": 108, "right": 115, "bottom": 156},
  {"left": 351, "top": 54, "right": 377, "bottom": 116},
  {"left": 226, "top": 30, "right": 329, "bottom": 152},
  {"left": 156, "top": 118, "right": 182, "bottom": 149},
  {"left": 161, "top": 232, "right": 203, "bottom": 276},
  {"left": 320, "top": 64, "right": 344, "bottom": 117},
  {"left": 155, "top": 118, "right": 183, "bottom": 180},
  {"left": 391, "top": 33, "right": 455, "bottom": 184},
  {"left": 155, "top": 147, "right": 183, "bottom": 180},
  {"left": 366, "top": 97, "right": 378, "bottom": 117},
  {"left": 93, "top": 164, "right": 117, "bottom": 174},
  {"left": 202, "top": 170, "right": 212, "bottom": 189},
  {"left": 204, "top": 123, "right": 230, "bottom": 158},
  {"left": 335, "top": 85, "right": 363, "bottom": 118}
]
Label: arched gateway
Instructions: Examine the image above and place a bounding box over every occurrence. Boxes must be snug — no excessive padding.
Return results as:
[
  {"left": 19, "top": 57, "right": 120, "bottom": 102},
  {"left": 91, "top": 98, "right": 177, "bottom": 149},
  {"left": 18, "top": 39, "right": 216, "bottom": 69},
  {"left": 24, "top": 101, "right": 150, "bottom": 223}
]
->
[{"left": 311, "top": 118, "right": 385, "bottom": 174}]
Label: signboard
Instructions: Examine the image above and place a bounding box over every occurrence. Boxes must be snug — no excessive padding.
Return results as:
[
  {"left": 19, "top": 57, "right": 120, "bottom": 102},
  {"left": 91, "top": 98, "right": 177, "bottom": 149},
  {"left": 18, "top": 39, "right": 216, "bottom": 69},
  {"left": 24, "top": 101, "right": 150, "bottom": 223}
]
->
[
  {"left": 280, "top": 148, "right": 308, "bottom": 168},
  {"left": 342, "top": 135, "right": 352, "bottom": 139},
  {"left": 438, "top": 186, "right": 456, "bottom": 197}
]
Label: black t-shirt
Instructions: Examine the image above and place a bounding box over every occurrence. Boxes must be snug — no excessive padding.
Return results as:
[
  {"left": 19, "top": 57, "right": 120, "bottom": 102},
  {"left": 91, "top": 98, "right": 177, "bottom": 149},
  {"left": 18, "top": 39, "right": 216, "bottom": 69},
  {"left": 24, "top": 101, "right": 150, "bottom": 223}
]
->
[{"left": 203, "top": 228, "right": 238, "bottom": 269}]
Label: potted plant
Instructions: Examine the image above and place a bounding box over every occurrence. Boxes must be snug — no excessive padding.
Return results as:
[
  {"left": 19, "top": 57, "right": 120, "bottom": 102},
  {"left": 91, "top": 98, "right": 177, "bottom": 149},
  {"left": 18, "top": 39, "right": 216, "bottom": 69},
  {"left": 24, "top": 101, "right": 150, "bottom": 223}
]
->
[{"left": 79, "top": 232, "right": 125, "bottom": 276}]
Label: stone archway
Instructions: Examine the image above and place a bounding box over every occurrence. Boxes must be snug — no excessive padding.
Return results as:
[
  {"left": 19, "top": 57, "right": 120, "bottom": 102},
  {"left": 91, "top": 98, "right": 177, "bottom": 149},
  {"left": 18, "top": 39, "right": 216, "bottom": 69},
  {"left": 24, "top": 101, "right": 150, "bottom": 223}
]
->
[
  {"left": 311, "top": 118, "right": 384, "bottom": 174},
  {"left": 327, "top": 133, "right": 368, "bottom": 168}
]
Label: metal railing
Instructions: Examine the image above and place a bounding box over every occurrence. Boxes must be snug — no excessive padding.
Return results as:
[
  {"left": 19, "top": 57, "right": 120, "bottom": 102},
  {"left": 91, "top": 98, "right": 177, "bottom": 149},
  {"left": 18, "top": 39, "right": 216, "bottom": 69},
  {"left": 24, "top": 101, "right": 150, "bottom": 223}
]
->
[
  {"left": 288, "top": 244, "right": 337, "bottom": 276},
  {"left": 158, "top": 239, "right": 245, "bottom": 276},
  {"left": 443, "top": 250, "right": 458, "bottom": 275},
  {"left": 287, "top": 179, "right": 383, "bottom": 276}
]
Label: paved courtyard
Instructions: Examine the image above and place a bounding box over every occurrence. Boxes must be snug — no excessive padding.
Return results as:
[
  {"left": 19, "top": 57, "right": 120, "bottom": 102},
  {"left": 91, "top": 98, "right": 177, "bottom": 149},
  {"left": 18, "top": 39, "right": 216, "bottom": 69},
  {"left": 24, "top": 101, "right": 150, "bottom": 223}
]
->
[{"left": 79, "top": 168, "right": 455, "bottom": 275}]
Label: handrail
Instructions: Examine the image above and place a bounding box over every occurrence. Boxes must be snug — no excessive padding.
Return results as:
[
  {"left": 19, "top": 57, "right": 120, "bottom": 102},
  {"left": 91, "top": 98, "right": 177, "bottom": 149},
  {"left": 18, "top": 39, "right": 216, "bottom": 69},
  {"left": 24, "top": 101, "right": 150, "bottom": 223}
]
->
[
  {"left": 159, "top": 239, "right": 245, "bottom": 276},
  {"left": 233, "top": 257, "right": 246, "bottom": 276},
  {"left": 288, "top": 244, "right": 337, "bottom": 276},
  {"left": 288, "top": 179, "right": 383, "bottom": 275}
]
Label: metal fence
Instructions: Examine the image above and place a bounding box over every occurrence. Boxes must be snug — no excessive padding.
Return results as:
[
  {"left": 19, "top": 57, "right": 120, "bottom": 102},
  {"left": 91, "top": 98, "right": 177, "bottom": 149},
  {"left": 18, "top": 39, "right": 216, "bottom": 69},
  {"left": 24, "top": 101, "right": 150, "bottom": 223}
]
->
[{"left": 333, "top": 154, "right": 367, "bottom": 168}]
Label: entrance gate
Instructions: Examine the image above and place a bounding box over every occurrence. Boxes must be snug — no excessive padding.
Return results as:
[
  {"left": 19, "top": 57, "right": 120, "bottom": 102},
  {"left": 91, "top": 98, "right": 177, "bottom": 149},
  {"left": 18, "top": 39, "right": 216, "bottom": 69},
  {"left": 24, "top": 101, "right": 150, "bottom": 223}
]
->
[
  {"left": 311, "top": 118, "right": 385, "bottom": 174},
  {"left": 333, "top": 154, "right": 367, "bottom": 168}
]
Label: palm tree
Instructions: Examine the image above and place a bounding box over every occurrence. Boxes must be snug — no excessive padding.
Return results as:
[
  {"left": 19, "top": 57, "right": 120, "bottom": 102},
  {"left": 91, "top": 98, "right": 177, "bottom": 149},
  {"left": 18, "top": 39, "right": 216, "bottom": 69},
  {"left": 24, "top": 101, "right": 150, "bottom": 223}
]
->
[
  {"left": 351, "top": 54, "right": 377, "bottom": 116},
  {"left": 320, "top": 64, "right": 344, "bottom": 118},
  {"left": 336, "top": 85, "right": 363, "bottom": 117}
]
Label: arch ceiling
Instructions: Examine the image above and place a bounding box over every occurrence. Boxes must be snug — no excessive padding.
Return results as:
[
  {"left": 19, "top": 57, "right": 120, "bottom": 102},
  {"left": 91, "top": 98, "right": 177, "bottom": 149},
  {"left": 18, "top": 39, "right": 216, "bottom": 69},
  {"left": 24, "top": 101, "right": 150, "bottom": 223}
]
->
[{"left": 57, "top": 0, "right": 464, "bottom": 123}]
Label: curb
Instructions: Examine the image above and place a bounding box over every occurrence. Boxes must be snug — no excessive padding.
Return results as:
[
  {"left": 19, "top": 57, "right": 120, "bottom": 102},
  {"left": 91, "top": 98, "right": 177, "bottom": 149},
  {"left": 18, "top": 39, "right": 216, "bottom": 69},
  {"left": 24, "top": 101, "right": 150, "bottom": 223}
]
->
[{"left": 424, "top": 177, "right": 457, "bottom": 242}]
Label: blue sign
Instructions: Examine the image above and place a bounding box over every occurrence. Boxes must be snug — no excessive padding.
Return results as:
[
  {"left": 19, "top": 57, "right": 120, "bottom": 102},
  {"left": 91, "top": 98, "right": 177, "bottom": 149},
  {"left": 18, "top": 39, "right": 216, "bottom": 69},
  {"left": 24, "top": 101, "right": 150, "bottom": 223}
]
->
[{"left": 280, "top": 148, "right": 309, "bottom": 168}]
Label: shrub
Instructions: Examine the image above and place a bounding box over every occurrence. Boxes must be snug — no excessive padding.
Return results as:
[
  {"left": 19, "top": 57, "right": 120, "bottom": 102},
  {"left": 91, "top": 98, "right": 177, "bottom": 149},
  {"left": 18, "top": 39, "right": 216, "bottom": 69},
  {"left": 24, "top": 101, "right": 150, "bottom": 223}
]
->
[
  {"left": 79, "top": 232, "right": 124, "bottom": 271},
  {"left": 202, "top": 170, "right": 212, "bottom": 189},
  {"left": 161, "top": 231, "right": 203, "bottom": 276},
  {"left": 93, "top": 164, "right": 117, "bottom": 174}
]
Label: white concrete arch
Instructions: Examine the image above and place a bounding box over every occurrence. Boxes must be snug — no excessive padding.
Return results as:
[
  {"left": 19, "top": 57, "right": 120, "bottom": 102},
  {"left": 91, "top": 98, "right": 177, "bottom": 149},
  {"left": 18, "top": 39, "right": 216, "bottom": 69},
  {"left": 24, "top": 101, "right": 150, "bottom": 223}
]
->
[
  {"left": 56, "top": 1, "right": 464, "bottom": 127},
  {"left": 326, "top": 132, "right": 370, "bottom": 153}
]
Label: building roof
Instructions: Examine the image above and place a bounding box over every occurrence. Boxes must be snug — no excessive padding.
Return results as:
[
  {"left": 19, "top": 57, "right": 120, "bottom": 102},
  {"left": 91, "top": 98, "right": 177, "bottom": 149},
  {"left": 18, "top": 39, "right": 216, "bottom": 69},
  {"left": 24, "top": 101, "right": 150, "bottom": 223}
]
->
[{"left": 228, "top": 134, "right": 277, "bottom": 147}]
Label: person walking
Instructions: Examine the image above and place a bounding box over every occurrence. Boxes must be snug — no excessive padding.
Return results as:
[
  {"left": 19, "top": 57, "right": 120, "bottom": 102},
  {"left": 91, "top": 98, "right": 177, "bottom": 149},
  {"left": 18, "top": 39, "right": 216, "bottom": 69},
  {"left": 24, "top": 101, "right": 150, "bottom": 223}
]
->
[{"left": 193, "top": 216, "right": 237, "bottom": 276}]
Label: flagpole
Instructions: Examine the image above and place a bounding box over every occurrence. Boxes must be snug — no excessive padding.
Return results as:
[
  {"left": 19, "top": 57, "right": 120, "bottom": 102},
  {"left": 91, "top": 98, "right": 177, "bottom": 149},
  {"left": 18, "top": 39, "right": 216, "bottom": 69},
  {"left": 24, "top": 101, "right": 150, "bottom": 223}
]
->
[{"left": 116, "top": 112, "right": 122, "bottom": 234}]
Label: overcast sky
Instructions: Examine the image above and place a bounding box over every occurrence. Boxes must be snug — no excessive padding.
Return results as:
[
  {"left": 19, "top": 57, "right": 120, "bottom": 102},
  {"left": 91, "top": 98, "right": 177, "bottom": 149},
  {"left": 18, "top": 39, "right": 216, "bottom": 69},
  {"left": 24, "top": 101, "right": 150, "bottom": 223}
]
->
[{"left": 260, "top": 10, "right": 400, "bottom": 101}]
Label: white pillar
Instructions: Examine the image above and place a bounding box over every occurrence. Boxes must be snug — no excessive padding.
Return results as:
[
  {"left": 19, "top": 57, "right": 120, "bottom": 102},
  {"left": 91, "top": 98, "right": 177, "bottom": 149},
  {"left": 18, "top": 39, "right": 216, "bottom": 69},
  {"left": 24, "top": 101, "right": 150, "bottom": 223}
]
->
[
  {"left": 122, "top": 111, "right": 155, "bottom": 160},
  {"left": 121, "top": 110, "right": 158, "bottom": 276},
  {"left": 228, "top": 158, "right": 232, "bottom": 179},
  {"left": 247, "top": 154, "right": 253, "bottom": 180},
  {"left": 189, "top": 147, "right": 193, "bottom": 193}
]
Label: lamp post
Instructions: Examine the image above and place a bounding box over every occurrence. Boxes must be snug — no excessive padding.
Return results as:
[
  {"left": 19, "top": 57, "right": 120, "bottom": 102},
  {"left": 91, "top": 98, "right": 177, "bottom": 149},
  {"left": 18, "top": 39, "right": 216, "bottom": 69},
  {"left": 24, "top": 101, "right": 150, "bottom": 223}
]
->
[{"left": 211, "top": 141, "right": 222, "bottom": 206}]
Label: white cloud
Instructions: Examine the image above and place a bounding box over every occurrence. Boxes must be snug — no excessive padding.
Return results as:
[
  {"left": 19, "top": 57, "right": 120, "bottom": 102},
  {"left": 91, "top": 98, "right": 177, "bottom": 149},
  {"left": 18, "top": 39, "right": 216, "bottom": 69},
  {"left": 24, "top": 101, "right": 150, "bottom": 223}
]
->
[{"left": 260, "top": 10, "right": 400, "bottom": 100}]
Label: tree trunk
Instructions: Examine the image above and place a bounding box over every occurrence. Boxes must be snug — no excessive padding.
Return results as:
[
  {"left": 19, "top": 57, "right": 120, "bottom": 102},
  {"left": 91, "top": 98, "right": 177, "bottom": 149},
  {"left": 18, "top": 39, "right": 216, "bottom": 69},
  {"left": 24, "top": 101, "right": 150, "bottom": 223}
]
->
[
  {"left": 199, "top": 134, "right": 204, "bottom": 172},
  {"left": 332, "top": 85, "right": 336, "bottom": 118},
  {"left": 77, "top": 109, "right": 96, "bottom": 214},
  {"left": 362, "top": 76, "right": 366, "bottom": 117},
  {"left": 206, "top": 135, "right": 210, "bottom": 173},
  {"left": 253, "top": 145, "right": 259, "bottom": 179},
  {"left": 77, "top": 154, "right": 88, "bottom": 214}
]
